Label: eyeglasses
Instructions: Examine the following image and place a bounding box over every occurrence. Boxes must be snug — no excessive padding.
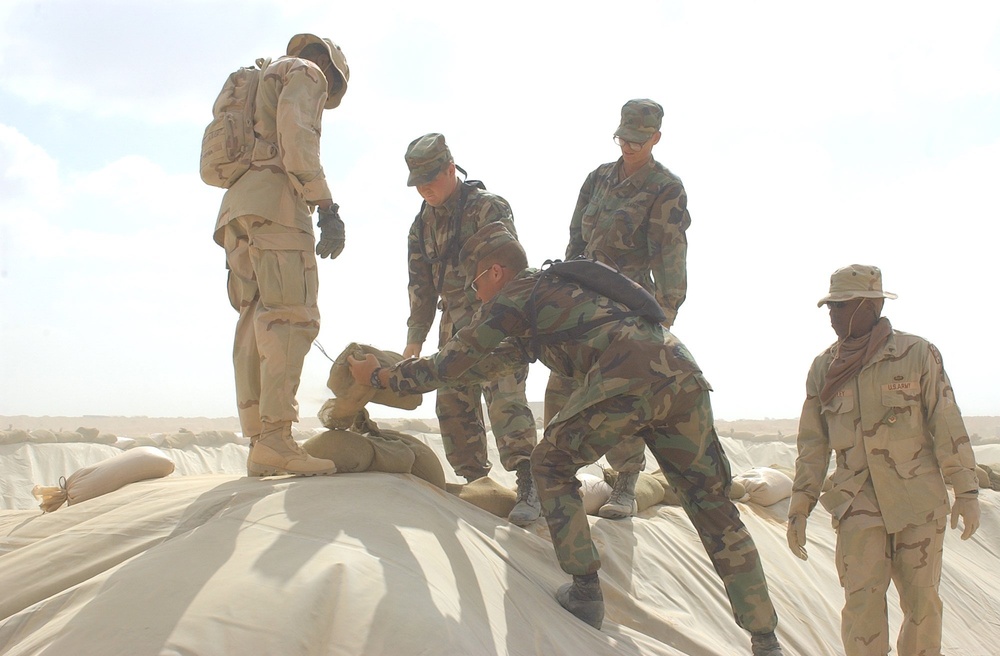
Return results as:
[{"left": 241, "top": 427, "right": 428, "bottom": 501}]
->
[
  {"left": 613, "top": 135, "right": 650, "bottom": 152},
  {"left": 470, "top": 265, "right": 506, "bottom": 292},
  {"left": 470, "top": 267, "right": 490, "bottom": 292}
]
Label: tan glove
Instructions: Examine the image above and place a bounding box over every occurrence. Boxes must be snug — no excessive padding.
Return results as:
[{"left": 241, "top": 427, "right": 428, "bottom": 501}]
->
[
  {"left": 950, "top": 495, "right": 981, "bottom": 540},
  {"left": 786, "top": 514, "right": 808, "bottom": 560}
]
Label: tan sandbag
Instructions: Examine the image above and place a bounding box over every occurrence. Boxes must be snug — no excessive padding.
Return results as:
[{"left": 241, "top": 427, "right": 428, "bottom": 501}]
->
[
  {"left": 650, "top": 470, "right": 683, "bottom": 506},
  {"left": 446, "top": 477, "right": 516, "bottom": 518},
  {"left": 29, "top": 429, "right": 57, "bottom": 443},
  {"left": 303, "top": 430, "right": 377, "bottom": 473},
  {"left": 327, "top": 343, "right": 422, "bottom": 411},
  {"left": 368, "top": 433, "right": 417, "bottom": 474},
  {"left": 31, "top": 446, "right": 176, "bottom": 512},
  {"left": 603, "top": 470, "right": 665, "bottom": 512},
  {"left": 579, "top": 473, "right": 612, "bottom": 515},
  {"left": 0, "top": 429, "right": 30, "bottom": 445},
  {"left": 728, "top": 480, "right": 747, "bottom": 501},
  {"left": 980, "top": 464, "right": 1000, "bottom": 492},
  {"left": 731, "top": 467, "right": 793, "bottom": 506},
  {"left": 976, "top": 465, "right": 990, "bottom": 489},
  {"left": 378, "top": 429, "right": 447, "bottom": 490}
]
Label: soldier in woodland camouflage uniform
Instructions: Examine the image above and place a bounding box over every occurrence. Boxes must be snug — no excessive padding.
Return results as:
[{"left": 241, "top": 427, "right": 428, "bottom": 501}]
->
[
  {"left": 402, "top": 133, "right": 539, "bottom": 525},
  {"left": 350, "top": 223, "right": 784, "bottom": 655},
  {"left": 214, "top": 34, "right": 350, "bottom": 477},
  {"left": 788, "top": 265, "right": 980, "bottom": 656},
  {"left": 546, "top": 98, "right": 692, "bottom": 519}
]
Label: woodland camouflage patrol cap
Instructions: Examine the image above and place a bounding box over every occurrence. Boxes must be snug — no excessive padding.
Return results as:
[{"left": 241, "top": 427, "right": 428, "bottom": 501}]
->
[
  {"left": 817, "top": 264, "right": 898, "bottom": 307},
  {"left": 405, "top": 133, "right": 453, "bottom": 186},
  {"left": 614, "top": 99, "right": 663, "bottom": 142},
  {"left": 459, "top": 221, "right": 523, "bottom": 287},
  {"left": 287, "top": 33, "right": 350, "bottom": 109}
]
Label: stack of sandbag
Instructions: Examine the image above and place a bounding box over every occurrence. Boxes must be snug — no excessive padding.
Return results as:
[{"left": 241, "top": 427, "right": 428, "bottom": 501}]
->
[
  {"left": 319, "top": 343, "right": 422, "bottom": 429},
  {"left": 729, "top": 466, "right": 793, "bottom": 506},
  {"left": 304, "top": 410, "right": 446, "bottom": 489},
  {"left": 446, "top": 477, "right": 517, "bottom": 518},
  {"left": 31, "top": 446, "right": 176, "bottom": 512},
  {"left": 976, "top": 464, "right": 1000, "bottom": 491}
]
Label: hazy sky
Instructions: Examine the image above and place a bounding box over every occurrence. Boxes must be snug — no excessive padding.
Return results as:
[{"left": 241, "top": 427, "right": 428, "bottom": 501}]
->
[{"left": 2, "top": 0, "right": 998, "bottom": 424}]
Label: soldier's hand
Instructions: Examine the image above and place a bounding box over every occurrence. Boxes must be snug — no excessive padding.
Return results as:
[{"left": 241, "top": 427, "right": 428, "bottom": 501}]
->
[
  {"left": 316, "top": 204, "right": 345, "bottom": 259},
  {"left": 402, "top": 343, "right": 421, "bottom": 359},
  {"left": 786, "top": 514, "right": 809, "bottom": 560},
  {"left": 951, "top": 496, "right": 981, "bottom": 540},
  {"left": 347, "top": 353, "right": 380, "bottom": 386}
]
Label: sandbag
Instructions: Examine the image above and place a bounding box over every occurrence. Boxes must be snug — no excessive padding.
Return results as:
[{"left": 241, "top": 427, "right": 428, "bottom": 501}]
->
[
  {"left": 302, "top": 422, "right": 446, "bottom": 490},
  {"left": 650, "top": 470, "right": 683, "bottom": 507},
  {"left": 446, "top": 477, "right": 517, "bottom": 518},
  {"left": 979, "top": 464, "right": 1000, "bottom": 492},
  {"left": 730, "top": 467, "right": 793, "bottom": 506},
  {"left": 31, "top": 446, "right": 176, "bottom": 513},
  {"left": 326, "top": 343, "right": 422, "bottom": 415},
  {"left": 603, "top": 470, "right": 665, "bottom": 512},
  {"left": 579, "top": 473, "right": 612, "bottom": 515},
  {"left": 976, "top": 465, "right": 990, "bottom": 489}
]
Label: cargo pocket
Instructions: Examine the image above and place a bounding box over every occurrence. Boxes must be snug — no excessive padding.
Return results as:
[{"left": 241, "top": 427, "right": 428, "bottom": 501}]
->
[{"left": 250, "top": 230, "right": 317, "bottom": 307}]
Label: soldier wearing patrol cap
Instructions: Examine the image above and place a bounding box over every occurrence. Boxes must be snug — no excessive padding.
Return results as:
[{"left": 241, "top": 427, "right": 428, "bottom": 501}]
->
[
  {"left": 349, "top": 222, "right": 785, "bottom": 655},
  {"left": 213, "top": 33, "right": 350, "bottom": 477},
  {"left": 401, "top": 133, "right": 540, "bottom": 526},
  {"left": 788, "top": 264, "right": 980, "bottom": 656},
  {"left": 546, "top": 98, "right": 693, "bottom": 520}
]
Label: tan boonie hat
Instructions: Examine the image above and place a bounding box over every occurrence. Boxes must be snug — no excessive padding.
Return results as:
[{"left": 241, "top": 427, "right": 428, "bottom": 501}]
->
[
  {"left": 287, "top": 33, "right": 350, "bottom": 109},
  {"left": 459, "top": 221, "right": 523, "bottom": 287},
  {"left": 405, "top": 133, "right": 453, "bottom": 186},
  {"left": 817, "top": 264, "right": 898, "bottom": 307},
  {"left": 614, "top": 98, "right": 663, "bottom": 143}
]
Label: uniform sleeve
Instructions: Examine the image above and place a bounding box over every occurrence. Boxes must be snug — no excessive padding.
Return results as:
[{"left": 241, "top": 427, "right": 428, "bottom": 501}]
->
[
  {"left": 390, "top": 294, "right": 529, "bottom": 394},
  {"left": 565, "top": 172, "right": 596, "bottom": 259},
  {"left": 647, "top": 179, "right": 690, "bottom": 326},
  {"left": 789, "top": 361, "right": 833, "bottom": 517},
  {"left": 275, "top": 62, "right": 332, "bottom": 203},
  {"left": 922, "top": 343, "right": 978, "bottom": 494},
  {"left": 406, "top": 218, "right": 437, "bottom": 346}
]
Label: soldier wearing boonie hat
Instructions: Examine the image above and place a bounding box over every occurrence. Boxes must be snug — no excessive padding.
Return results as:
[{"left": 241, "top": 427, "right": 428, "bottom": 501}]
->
[
  {"left": 545, "top": 97, "right": 693, "bottom": 520},
  {"left": 789, "top": 264, "right": 980, "bottom": 656},
  {"left": 213, "top": 33, "right": 351, "bottom": 478},
  {"left": 349, "top": 221, "right": 786, "bottom": 652},
  {"left": 401, "top": 134, "right": 540, "bottom": 526}
]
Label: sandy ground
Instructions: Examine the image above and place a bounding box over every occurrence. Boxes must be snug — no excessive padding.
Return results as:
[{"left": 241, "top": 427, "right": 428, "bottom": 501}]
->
[{"left": 4, "top": 411, "right": 997, "bottom": 444}]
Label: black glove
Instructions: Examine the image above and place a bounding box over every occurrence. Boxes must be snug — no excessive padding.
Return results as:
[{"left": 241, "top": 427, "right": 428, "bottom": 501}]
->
[{"left": 316, "top": 204, "right": 345, "bottom": 259}]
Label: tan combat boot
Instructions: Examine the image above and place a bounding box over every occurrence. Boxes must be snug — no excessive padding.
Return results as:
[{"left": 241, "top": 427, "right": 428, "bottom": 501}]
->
[
  {"left": 248, "top": 421, "right": 336, "bottom": 477},
  {"left": 598, "top": 471, "right": 638, "bottom": 519},
  {"left": 246, "top": 434, "right": 260, "bottom": 476}
]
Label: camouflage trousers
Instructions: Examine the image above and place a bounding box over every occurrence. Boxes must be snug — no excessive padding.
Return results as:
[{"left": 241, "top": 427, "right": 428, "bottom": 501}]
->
[
  {"left": 437, "top": 363, "right": 537, "bottom": 479},
  {"left": 223, "top": 215, "right": 320, "bottom": 438},
  {"left": 531, "top": 376, "right": 778, "bottom": 635},
  {"left": 544, "top": 370, "right": 646, "bottom": 474},
  {"left": 836, "top": 486, "right": 946, "bottom": 656}
]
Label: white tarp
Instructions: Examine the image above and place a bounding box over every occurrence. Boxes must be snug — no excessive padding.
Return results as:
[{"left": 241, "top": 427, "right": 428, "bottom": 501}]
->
[{"left": 1, "top": 429, "right": 998, "bottom": 655}]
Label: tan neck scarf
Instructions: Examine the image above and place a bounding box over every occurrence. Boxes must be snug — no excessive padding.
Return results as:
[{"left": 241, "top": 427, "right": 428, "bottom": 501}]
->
[{"left": 820, "top": 317, "right": 892, "bottom": 404}]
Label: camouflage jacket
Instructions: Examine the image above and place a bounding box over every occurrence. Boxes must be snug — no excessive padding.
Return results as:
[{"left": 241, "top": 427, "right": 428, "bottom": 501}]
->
[
  {"left": 406, "top": 184, "right": 517, "bottom": 347},
  {"left": 790, "top": 329, "right": 979, "bottom": 533},
  {"left": 390, "top": 268, "right": 710, "bottom": 425},
  {"left": 566, "top": 157, "right": 691, "bottom": 326},
  {"left": 215, "top": 56, "right": 332, "bottom": 244}
]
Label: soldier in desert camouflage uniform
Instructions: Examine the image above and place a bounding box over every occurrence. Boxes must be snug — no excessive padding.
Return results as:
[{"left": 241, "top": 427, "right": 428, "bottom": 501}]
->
[
  {"left": 402, "top": 133, "right": 539, "bottom": 525},
  {"left": 214, "top": 34, "right": 350, "bottom": 477},
  {"left": 546, "top": 98, "right": 692, "bottom": 519},
  {"left": 350, "top": 223, "right": 784, "bottom": 655},
  {"left": 787, "top": 264, "right": 980, "bottom": 656}
]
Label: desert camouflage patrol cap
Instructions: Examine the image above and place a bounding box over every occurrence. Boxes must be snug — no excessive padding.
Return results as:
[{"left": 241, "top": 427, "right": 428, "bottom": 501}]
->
[
  {"left": 287, "top": 33, "right": 350, "bottom": 109},
  {"left": 614, "top": 98, "right": 664, "bottom": 143},
  {"left": 459, "top": 221, "right": 523, "bottom": 287},
  {"left": 817, "top": 264, "right": 898, "bottom": 307},
  {"left": 405, "top": 133, "right": 453, "bottom": 186}
]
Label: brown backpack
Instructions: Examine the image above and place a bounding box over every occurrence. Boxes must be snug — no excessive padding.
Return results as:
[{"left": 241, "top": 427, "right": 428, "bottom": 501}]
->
[{"left": 199, "top": 57, "right": 275, "bottom": 188}]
